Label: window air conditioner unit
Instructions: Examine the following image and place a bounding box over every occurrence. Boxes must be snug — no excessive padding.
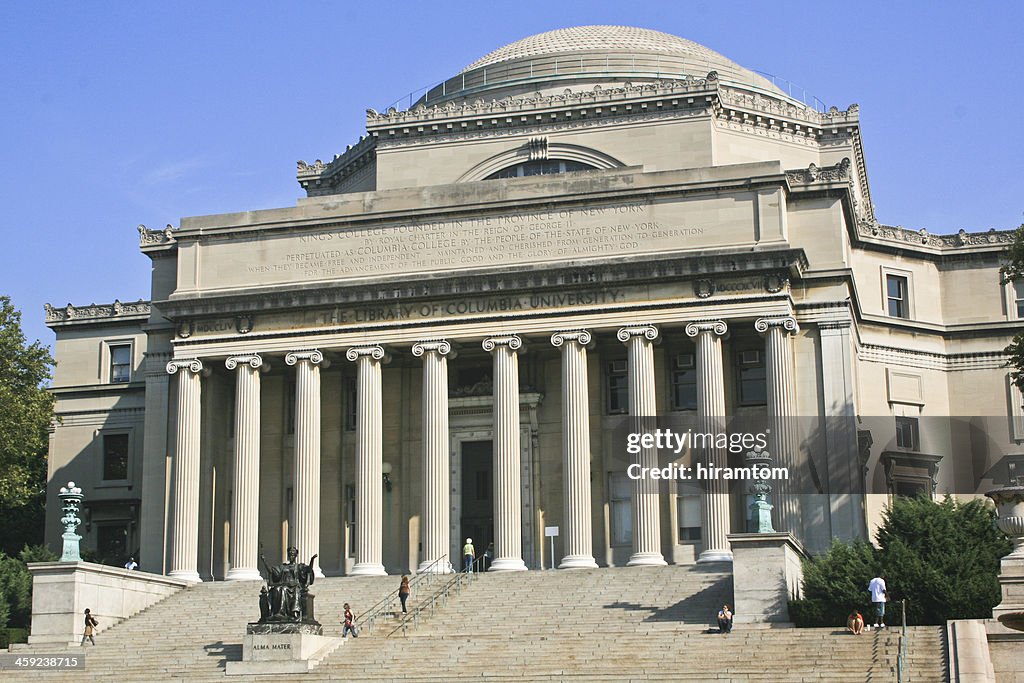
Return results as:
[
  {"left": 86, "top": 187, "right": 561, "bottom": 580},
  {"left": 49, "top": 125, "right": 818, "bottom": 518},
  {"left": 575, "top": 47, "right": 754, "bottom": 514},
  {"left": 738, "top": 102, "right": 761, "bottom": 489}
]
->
[{"left": 739, "top": 350, "right": 762, "bottom": 365}]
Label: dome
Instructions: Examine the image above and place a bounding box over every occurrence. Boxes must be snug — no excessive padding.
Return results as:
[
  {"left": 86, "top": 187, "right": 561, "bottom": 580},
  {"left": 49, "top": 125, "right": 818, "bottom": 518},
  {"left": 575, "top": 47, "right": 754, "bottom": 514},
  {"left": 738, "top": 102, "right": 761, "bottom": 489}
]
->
[
  {"left": 463, "top": 26, "right": 734, "bottom": 73},
  {"left": 417, "top": 25, "right": 791, "bottom": 106}
]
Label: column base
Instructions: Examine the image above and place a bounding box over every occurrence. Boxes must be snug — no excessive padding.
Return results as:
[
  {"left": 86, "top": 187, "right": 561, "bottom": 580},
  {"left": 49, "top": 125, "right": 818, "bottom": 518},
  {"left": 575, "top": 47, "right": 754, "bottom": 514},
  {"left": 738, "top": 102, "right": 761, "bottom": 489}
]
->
[
  {"left": 559, "top": 555, "right": 598, "bottom": 569},
  {"left": 697, "top": 549, "right": 734, "bottom": 564},
  {"left": 349, "top": 562, "right": 387, "bottom": 576},
  {"left": 225, "top": 568, "right": 263, "bottom": 581},
  {"left": 417, "top": 559, "right": 453, "bottom": 574},
  {"left": 627, "top": 552, "right": 668, "bottom": 567},
  {"left": 489, "top": 557, "right": 528, "bottom": 572},
  {"left": 168, "top": 569, "right": 203, "bottom": 583}
]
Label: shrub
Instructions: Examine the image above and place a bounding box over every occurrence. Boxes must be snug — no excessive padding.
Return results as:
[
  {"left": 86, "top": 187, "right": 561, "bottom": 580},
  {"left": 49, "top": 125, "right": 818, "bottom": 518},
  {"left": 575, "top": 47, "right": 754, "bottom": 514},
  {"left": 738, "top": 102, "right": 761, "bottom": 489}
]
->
[{"left": 790, "top": 496, "right": 1011, "bottom": 626}]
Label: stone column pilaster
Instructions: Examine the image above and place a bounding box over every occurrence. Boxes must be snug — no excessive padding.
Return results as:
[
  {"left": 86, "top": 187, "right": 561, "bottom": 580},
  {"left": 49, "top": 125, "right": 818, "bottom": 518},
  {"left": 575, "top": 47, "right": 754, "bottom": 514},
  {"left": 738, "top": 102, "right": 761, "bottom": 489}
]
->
[
  {"left": 412, "top": 340, "right": 454, "bottom": 574},
  {"left": 755, "top": 317, "right": 801, "bottom": 535},
  {"left": 685, "top": 321, "right": 733, "bottom": 563},
  {"left": 286, "top": 349, "right": 326, "bottom": 577},
  {"left": 483, "top": 335, "right": 528, "bottom": 572},
  {"left": 224, "top": 354, "right": 264, "bottom": 581},
  {"left": 166, "top": 358, "right": 204, "bottom": 583},
  {"left": 551, "top": 330, "right": 599, "bottom": 569},
  {"left": 346, "top": 345, "right": 389, "bottom": 576},
  {"left": 617, "top": 325, "right": 667, "bottom": 567}
]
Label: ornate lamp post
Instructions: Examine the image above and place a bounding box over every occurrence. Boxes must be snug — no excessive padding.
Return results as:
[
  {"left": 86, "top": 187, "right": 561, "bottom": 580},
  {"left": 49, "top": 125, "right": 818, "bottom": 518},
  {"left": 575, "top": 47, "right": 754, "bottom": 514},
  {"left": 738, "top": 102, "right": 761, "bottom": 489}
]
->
[
  {"left": 986, "top": 483, "right": 1024, "bottom": 631},
  {"left": 58, "top": 481, "right": 84, "bottom": 562}
]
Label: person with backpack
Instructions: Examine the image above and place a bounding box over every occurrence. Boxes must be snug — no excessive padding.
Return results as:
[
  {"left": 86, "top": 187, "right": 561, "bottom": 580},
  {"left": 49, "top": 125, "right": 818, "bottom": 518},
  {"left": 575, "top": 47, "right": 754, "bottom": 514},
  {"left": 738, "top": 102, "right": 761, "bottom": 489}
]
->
[{"left": 81, "top": 608, "right": 99, "bottom": 645}]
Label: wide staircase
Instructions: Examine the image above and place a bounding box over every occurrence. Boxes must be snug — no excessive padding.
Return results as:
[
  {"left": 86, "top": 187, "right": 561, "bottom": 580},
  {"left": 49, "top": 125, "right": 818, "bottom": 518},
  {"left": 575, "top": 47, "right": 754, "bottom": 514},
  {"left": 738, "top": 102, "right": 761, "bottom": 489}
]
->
[{"left": 9, "top": 566, "right": 948, "bottom": 682}]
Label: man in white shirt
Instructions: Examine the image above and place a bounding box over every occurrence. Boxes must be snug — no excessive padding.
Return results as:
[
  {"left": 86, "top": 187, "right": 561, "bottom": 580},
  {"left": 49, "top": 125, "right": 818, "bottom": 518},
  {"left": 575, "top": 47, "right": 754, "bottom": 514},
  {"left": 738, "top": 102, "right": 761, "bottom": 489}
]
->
[
  {"left": 124, "top": 557, "right": 138, "bottom": 571},
  {"left": 867, "top": 574, "right": 887, "bottom": 628}
]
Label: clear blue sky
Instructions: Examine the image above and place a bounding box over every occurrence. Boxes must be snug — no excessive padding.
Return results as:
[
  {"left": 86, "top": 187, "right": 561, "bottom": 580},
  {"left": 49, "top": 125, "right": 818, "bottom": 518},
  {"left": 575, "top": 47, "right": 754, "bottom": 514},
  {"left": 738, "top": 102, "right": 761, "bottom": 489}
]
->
[{"left": 2, "top": 1, "right": 1022, "bottom": 350}]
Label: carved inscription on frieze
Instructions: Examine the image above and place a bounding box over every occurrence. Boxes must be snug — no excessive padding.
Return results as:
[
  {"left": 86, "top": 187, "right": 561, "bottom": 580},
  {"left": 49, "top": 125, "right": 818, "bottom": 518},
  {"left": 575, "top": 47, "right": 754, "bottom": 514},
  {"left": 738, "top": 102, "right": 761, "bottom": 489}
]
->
[{"left": 200, "top": 195, "right": 755, "bottom": 290}]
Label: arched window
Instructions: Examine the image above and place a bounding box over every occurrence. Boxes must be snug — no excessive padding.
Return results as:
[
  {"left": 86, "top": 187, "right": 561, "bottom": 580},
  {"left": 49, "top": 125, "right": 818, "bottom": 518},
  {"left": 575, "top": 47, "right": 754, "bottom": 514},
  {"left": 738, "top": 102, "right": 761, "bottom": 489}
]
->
[{"left": 485, "top": 159, "right": 596, "bottom": 180}]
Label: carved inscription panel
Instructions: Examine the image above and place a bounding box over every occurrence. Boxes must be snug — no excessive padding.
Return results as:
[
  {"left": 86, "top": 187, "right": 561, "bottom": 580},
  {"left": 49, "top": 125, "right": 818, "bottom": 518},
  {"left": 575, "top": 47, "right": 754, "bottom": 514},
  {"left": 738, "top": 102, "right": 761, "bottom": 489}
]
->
[{"left": 190, "top": 194, "right": 758, "bottom": 291}]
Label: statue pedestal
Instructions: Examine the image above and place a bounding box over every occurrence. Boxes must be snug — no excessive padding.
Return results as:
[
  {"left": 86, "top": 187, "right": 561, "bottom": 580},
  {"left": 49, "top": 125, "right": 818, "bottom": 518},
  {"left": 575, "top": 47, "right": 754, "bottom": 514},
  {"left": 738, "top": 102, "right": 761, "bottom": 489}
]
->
[
  {"left": 225, "top": 624, "right": 340, "bottom": 676},
  {"left": 728, "top": 532, "right": 805, "bottom": 624}
]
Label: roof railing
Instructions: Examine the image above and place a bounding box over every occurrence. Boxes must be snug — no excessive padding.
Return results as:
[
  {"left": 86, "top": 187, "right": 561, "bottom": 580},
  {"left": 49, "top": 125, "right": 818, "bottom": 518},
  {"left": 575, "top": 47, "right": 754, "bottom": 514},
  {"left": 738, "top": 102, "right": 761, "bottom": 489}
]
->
[{"left": 378, "top": 56, "right": 825, "bottom": 113}]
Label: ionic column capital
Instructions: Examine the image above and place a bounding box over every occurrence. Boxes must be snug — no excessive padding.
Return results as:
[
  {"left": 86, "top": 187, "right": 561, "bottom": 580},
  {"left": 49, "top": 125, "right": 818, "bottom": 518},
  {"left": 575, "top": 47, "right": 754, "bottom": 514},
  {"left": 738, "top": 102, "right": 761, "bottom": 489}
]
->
[
  {"left": 225, "top": 353, "right": 265, "bottom": 371},
  {"left": 482, "top": 335, "right": 523, "bottom": 353},
  {"left": 754, "top": 316, "right": 800, "bottom": 335},
  {"left": 412, "top": 339, "right": 453, "bottom": 357},
  {"left": 616, "top": 325, "right": 658, "bottom": 343},
  {"left": 345, "top": 345, "right": 391, "bottom": 363},
  {"left": 684, "top": 320, "right": 728, "bottom": 339},
  {"left": 550, "top": 329, "right": 592, "bottom": 347},
  {"left": 285, "top": 349, "right": 326, "bottom": 367},
  {"left": 166, "top": 358, "right": 203, "bottom": 375}
]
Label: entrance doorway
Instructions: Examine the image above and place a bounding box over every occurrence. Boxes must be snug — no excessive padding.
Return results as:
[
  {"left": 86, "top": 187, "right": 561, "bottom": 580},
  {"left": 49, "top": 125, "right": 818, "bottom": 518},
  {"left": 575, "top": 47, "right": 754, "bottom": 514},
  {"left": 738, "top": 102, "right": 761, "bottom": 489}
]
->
[{"left": 459, "top": 440, "right": 493, "bottom": 568}]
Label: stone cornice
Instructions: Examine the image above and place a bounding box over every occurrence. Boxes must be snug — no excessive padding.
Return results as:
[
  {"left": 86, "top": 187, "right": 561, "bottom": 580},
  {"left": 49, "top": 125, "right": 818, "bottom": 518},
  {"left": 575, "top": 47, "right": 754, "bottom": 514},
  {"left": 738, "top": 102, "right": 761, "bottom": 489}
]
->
[
  {"left": 360, "top": 77, "right": 851, "bottom": 154},
  {"left": 857, "top": 344, "right": 1008, "bottom": 372},
  {"left": 155, "top": 247, "right": 806, "bottom": 320},
  {"left": 44, "top": 299, "right": 150, "bottom": 327},
  {"left": 297, "top": 135, "right": 377, "bottom": 196},
  {"left": 138, "top": 224, "right": 178, "bottom": 251}
]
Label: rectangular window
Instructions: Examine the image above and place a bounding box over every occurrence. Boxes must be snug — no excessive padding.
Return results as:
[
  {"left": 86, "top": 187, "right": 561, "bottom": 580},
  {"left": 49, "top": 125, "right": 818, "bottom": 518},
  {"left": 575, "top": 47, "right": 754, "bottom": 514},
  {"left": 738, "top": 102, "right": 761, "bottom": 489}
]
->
[
  {"left": 606, "top": 360, "right": 629, "bottom": 415},
  {"left": 285, "top": 379, "right": 296, "bottom": 435},
  {"left": 96, "top": 523, "right": 129, "bottom": 562},
  {"left": 894, "top": 480, "right": 929, "bottom": 498},
  {"left": 737, "top": 350, "right": 767, "bottom": 406},
  {"left": 102, "top": 433, "right": 130, "bottom": 481},
  {"left": 895, "top": 416, "right": 919, "bottom": 450},
  {"left": 346, "top": 484, "right": 356, "bottom": 556},
  {"left": 1015, "top": 281, "right": 1024, "bottom": 319},
  {"left": 677, "top": 492, "right": 702, "bottom": 542},
  {"left": 608, "top": 472, "right": 632, "bottom": 546},
  {"left": 886, "top": 274, "right": 909, "bottom": 319},
  {"left": 344, "top": 376, "right": 357, "bottom": 432},
  {"left": 671, "top": 354, "right": 697, "bottom": 411},
  {"left": 109, "top": 344, "right": 131, "bottom": 383}
]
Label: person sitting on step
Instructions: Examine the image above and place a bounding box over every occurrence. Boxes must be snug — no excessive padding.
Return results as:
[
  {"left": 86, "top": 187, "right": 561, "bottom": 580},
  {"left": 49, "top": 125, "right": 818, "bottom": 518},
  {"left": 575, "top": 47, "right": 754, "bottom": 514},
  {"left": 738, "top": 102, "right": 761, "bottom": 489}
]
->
[
  {"left": 717, "top": 604, "right": 733, "bottom": 634},
  {"left": 847, "top": 610, "right": 865, "bottom": 635}
]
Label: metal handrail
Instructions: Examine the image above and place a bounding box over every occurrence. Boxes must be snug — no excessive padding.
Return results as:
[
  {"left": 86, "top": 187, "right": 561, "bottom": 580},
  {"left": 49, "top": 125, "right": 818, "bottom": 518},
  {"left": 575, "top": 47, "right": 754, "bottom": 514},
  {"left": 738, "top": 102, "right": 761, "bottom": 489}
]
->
[
  {"left": 895, "top": 599, "right": 908, "bottom": 683},
  {"left": 387, "top": 555, "right": 487, "bottom": 638},
  {"left": 355, "top": 554, "right": 450, "bottom": 634}
]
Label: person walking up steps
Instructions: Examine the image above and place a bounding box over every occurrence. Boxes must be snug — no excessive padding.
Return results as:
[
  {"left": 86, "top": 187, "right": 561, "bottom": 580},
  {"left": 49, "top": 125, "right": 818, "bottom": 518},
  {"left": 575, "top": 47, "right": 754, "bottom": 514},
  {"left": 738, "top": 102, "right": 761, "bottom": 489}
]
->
[
  {"left": 81, "top": 608, "right": 98, "bottom": 645},
  {"left": 463, "top": 538, "right": 475, "bottom": 573}
]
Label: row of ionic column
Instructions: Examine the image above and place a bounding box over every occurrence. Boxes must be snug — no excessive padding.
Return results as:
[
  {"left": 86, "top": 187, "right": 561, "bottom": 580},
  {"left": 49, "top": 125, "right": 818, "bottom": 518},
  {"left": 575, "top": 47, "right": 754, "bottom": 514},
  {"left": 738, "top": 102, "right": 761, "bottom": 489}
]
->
[{"left": 164, "top": 316, "right": 799, "bottom": 581}]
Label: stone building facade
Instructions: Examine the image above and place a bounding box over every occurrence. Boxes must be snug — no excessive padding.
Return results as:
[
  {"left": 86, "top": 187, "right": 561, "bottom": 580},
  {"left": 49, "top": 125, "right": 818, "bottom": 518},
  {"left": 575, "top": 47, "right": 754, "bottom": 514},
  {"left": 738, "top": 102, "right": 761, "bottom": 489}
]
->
[{"left": 44, "top": 26, "right": 1020, "bottom": 578}]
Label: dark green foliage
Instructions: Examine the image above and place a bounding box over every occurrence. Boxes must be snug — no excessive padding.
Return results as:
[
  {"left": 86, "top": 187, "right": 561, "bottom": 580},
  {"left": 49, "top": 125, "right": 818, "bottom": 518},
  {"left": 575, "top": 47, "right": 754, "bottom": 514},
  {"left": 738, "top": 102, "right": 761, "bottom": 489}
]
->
[
  {"left": 875, "top": 496, "right": 1008, "bottom": 624},
  {"left": 0, "top": 545, "right": 57, "bottom": 631},
  {"left": 1001, "top": 225, "right": 1024, "bottom": 392},
  {"left": 790, "top": 496, "right": 1011, "bottom": 626},
  {"left": 789, "top": 539, "right": 878, "bottom": 627}
]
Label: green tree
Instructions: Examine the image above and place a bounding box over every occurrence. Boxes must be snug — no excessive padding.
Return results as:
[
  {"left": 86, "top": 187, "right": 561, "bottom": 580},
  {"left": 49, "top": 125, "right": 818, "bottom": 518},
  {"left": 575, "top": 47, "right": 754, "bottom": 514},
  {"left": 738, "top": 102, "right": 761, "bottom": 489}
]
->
[
  {"left": 1000, "top": 224, "right": 1024, "bottom": 392},
  {"left": 876, "top": 496, "right": 1008, "bottom": 624},
  {"left": 0, "top": 296, "right": 54, "bottom": 554},
  {"left": 791, "top": 496, "right": 1011, "bottom": 626},
  {"left": 0, "top": 545, "right": 57, "bottom": 635}
]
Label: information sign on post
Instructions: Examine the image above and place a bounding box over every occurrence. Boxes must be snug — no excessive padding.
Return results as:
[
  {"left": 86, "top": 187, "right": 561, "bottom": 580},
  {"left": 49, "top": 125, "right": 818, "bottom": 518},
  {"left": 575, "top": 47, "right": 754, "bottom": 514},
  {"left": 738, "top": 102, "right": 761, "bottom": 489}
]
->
[{"left": 545, "top": 526, "right": 559, "bottom": 570}]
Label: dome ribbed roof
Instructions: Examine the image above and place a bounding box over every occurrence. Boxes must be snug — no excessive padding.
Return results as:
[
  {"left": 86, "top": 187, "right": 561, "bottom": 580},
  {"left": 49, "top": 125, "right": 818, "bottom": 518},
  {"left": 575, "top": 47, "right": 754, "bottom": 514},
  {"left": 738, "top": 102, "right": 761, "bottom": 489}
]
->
[
  {"left": 416, "top": 25, "right": 794, "bottom": 107},
  {"left": 462, "top": 26, "right": 728, "bottom": 73}
]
